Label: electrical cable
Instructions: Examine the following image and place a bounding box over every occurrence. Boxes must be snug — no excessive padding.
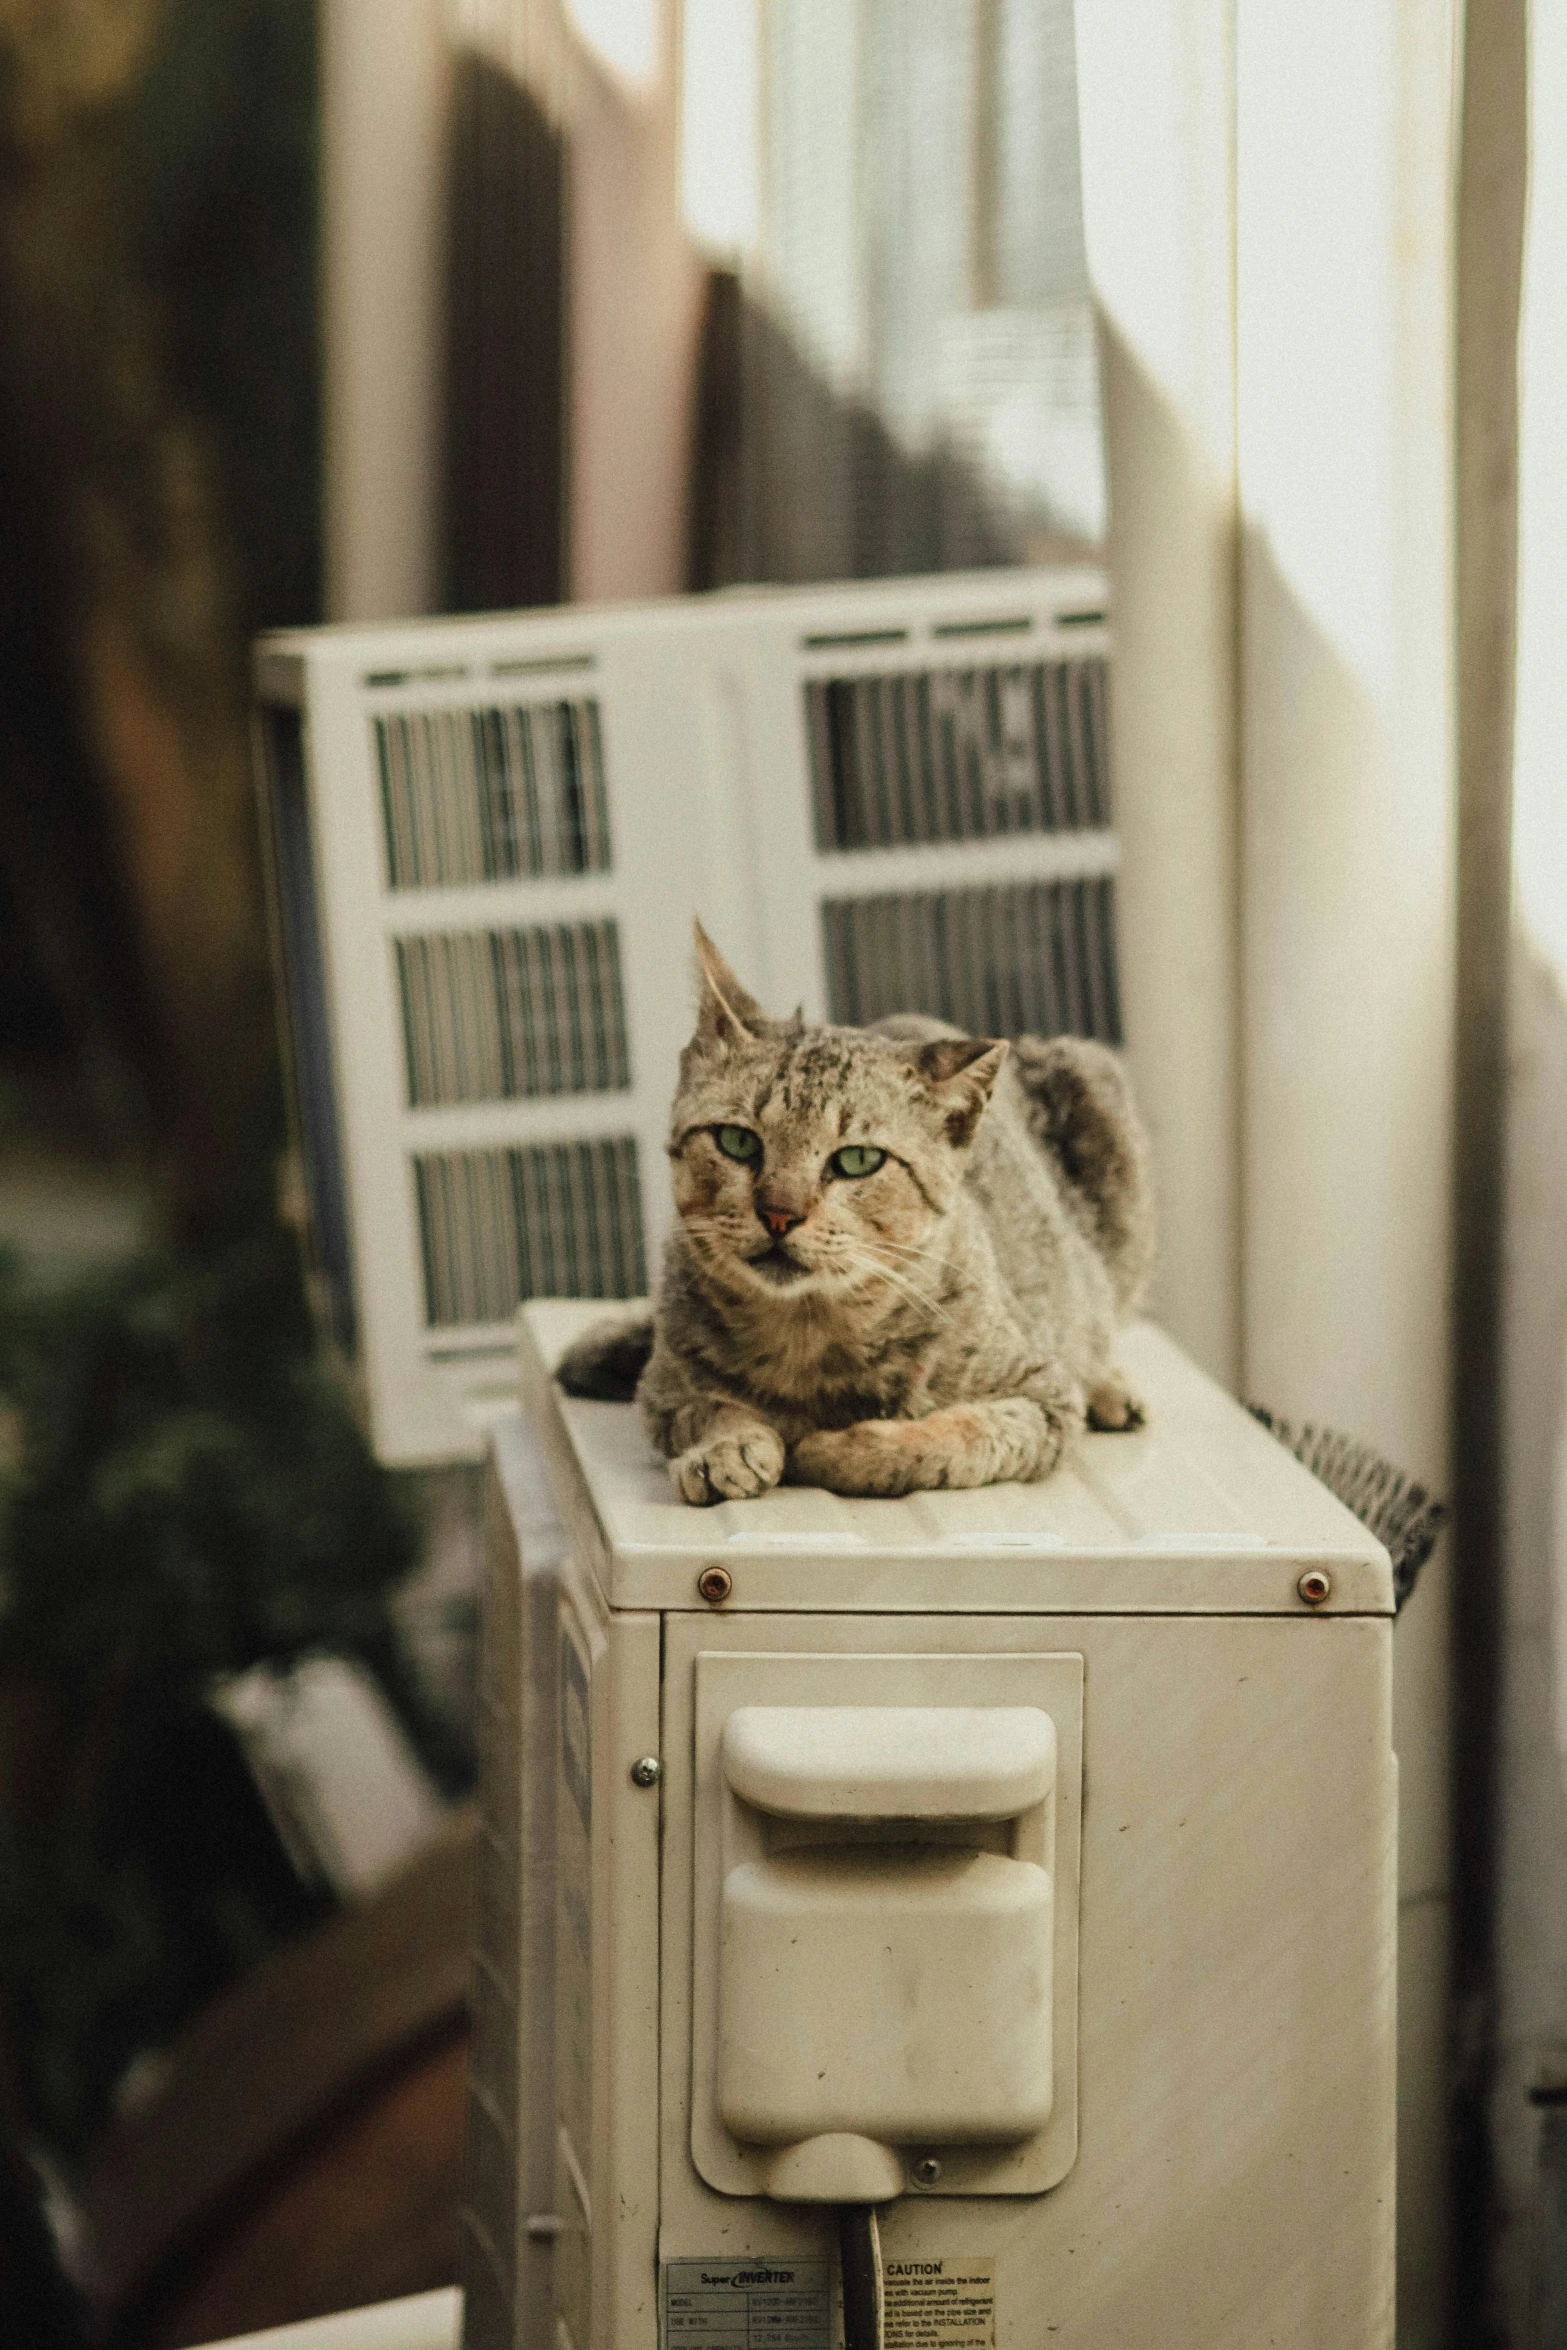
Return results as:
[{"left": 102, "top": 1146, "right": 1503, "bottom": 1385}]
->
[{"left": 838, "top": 2204, "right": 885, "bottom": 2350}]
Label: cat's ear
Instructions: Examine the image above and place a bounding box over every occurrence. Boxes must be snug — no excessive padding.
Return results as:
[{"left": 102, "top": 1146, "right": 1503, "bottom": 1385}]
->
[
  {"left": 692, "top": 919, "right": 769, "bottom": 1047},
  {"left": 911, "top": 1035, "right": 1009, "bottom": 1147}
]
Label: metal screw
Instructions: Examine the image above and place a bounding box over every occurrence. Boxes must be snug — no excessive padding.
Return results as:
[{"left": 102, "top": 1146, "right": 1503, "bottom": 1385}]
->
[
  {"left": 630, "top": 1755, "right": 663, "bottom": 1788},
  {"left": 913, "top": 2157, "right": 942, "bottom": 2188},
  {"left": 1297, "top": 1569, "right": 1332, "bottom": 1607},
  {"left": 697, "top": 1563, "right": 733, "bottom": 1604}
]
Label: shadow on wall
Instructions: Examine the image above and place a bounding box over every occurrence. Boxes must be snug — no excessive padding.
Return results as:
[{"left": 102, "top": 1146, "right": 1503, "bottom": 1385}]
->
[
  {"left": 686, "top": 269, "right": 1096, "bottom": 593},
  {"left": 1495, "top": 933, "right": 1567, "bottom": 2344},
  {"left": 1087, "top": 313, "right": 1239, "bottom": 1386},
  {"left": 443, "top": 49, "right": 565, "bottom": 615},
  {"left": 438, "top": 60, "right": 1084, "bottom": 608}
]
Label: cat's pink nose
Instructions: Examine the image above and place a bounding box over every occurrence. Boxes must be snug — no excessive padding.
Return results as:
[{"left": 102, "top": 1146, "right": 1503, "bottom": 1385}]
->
[{"left": 758, "top": 1201, "right": 803, "bottom": 1239}]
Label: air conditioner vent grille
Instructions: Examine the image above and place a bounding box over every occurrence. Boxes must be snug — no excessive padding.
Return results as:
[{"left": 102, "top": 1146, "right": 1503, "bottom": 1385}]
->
[
  {"left": 396, "top": 919, "right": 630, "bottom": 1107},
  {"left": 806, "top": 657, "right": 1108, "bottom": 850},
  {"left": 375, "top": 699, "right": 611, "bottom": 889},
  {"left": 413, "top": 1136, "right": 645, "bottom": 1327},
  {"left": 823, "top": 877, "right": 1121, "bottom": 1044}
]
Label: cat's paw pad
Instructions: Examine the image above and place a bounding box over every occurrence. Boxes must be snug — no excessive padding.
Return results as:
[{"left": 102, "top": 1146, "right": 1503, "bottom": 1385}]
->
[
  {"left": 1087, "top": 1373, "right": 1146, "bottom": 1433},
  {"left": 672, "top": 1424, "right": 786, "bottom": 1505}
]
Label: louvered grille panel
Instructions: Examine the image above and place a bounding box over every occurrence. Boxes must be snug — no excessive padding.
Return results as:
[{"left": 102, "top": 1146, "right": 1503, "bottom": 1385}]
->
[
  {"left": 805, "top": 657, "right": 1109, "bottom": 850},
  {"left": 375, "top": 698, "right": 611, "bottom": 888},
  {"left": 823, "top": 877, "right": 1122, "bottom": 1044},
  {"left": 413, "top": 1137, "right": 645, "bottom": 1327},
  {"left": 396, "top": 920, "right": 630, "bottom": 1107}
]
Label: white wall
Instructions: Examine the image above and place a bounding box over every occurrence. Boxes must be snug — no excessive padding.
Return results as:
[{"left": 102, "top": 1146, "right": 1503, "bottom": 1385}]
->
[
  {"left": 1080, "top": 4, "right": 1458, "bottom": 2339},
  {"left": 1236, "top": 9, "right": 1457, "bottom": 2334},
  {"left": 1075, "top": 0, "right": 1241, "bottom": 1394},
  {"left": 1515, "top": 3, "right": 1567, "bottom": 1008},
  {"left": 321, "top": 0, "right": 703, "bottom": 619},
  {"left": 567, "top": 9, "right": 705, "bottom": 601},
  {"left": 1491, "top": 0, "right": 1567, "bottom": 2328},
  {"left": 321, "top": 0, "right": 450, "bottom": 622}
]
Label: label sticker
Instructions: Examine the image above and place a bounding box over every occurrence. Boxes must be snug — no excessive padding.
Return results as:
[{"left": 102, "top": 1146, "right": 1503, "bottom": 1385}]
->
[
  {"left": 883, "top": 2258, "right": 996, "bottom": 2350},
  {"left": 663, "top": 2257, "right": 832, "bottom": 2349}
]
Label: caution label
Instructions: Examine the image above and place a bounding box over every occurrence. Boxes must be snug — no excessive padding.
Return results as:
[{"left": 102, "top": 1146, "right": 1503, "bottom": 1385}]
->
[
  {"left": 662, "top": 2257, "right": 832, "bottom": 2349},
  {"left": 882, "top": 2258, "right": 996, "bottom": 2350}
]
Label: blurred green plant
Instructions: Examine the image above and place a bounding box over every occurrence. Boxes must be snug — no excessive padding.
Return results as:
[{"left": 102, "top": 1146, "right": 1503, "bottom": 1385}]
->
[{"left": 0, "top": 1237, "right": 453, "bottom": 2159}]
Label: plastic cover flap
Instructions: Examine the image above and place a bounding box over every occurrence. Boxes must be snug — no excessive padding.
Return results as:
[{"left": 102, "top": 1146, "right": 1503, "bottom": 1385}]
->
[{"left": 722, "top": 1704, "right": 1056, "bottom": 1819}]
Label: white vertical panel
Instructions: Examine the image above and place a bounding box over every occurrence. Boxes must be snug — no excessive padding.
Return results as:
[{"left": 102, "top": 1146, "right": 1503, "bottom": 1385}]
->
[
  {"left": 1515, "top": 0, "right": 1567, "bottom": 999},
  {"left": 321, "top": 0, "right": 450, "bottom": 621},
  {"left": 1494, "top": 0, "right": 1567, "bottom": 2323},
  {"left": 679, "top": 0, "right": 760, "bottom": 255},
  {"left": 568, "top": 10, "right": 706, "bottom": 600},
  {"left": 757, "top": 0, "right": 864, "bottom": 387},
  {"left": 1075, "top": 0, "right": 1241, "bottom": 1387},
  {"left": 1236, "top": 4, "right": 1456, "bottom": 2340}
]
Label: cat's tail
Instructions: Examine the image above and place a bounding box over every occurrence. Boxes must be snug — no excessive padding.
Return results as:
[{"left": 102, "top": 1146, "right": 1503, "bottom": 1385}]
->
[
  {"left": 555, "top": 1310, "right": 655, "bottom": 1401},
  {"left": 1010, "top": 1034, "right": 1156, "bottom": 1317}
]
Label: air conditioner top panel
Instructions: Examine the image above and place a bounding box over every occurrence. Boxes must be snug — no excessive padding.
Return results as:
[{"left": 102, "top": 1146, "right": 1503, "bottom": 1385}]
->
[
  {"left": 516, "top": 1303, "right": 1393, "bottom": 1618},
  {"left": 251, "top": 566, "right": 1108, "bottom": 701}
]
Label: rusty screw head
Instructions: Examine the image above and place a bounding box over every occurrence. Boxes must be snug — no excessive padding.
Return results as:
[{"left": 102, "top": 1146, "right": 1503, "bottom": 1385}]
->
[
  {"left": 697, "top": 1563, "right": 733, "bottom": 1605},
  {"left": 1297, "top": 1569, "right": 1332, "bottom": 1607},
  {"left": 630, "top": 1756, "right": 663, "bottom": 1788},
  {"left": 913, "top": 2157, "right": 942, "bottom": 2188}
]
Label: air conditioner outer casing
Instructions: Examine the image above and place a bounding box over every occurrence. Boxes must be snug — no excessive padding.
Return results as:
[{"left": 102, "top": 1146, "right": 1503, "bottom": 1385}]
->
[{"left": 461, "top": 1303, "right": 1398, "bottom": 2350}]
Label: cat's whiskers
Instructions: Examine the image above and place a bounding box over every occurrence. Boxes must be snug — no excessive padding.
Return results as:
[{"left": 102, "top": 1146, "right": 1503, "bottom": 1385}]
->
[
  {"left": 852, "top": 1229, "right": 969, "bottom": 1296},
  {"left": 866, "top": 1235, "right": 957, "bottom": 1277},
  {"left": 837, "top": 1242, "right": 954, "bottom": 1326}
]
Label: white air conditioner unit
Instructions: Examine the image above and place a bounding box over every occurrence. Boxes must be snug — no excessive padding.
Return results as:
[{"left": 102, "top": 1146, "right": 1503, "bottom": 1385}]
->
[
  {"left": 252, "top": 568, "right": 1116, "bottom": 1465},
  {"left": 461, "top": 1302, "right": 1397, "bottom": 2350}
]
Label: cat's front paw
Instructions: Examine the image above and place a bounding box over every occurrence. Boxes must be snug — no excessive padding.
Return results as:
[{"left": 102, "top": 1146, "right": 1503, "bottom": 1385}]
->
[
  {"left": 672, "top": 1422, "right": 786, "bottom": 1505},
  {"left": 789, "top": 1422, "right": 922, "bottom": 1497},
  {"left": 792, "top": 1398, "right": 1066, "bottom": 1495},
  {"left": 1087, "top": 1370, "right": 1146, "bottom": 1432}
]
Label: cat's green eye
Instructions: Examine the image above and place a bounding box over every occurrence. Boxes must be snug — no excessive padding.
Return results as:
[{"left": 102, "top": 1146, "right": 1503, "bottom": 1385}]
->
[
  {"left": 829, "top": 1144, "right": 886, "bottom": 1180},
  {"left": 715, "top": 1125, "right": 762, "bottom": 1164}
]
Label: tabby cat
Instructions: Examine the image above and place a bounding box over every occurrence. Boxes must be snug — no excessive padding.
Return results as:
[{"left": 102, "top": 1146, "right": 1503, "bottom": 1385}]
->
[{"left": 557, "top": 924, "right": 1155, "bottom": 1503}]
